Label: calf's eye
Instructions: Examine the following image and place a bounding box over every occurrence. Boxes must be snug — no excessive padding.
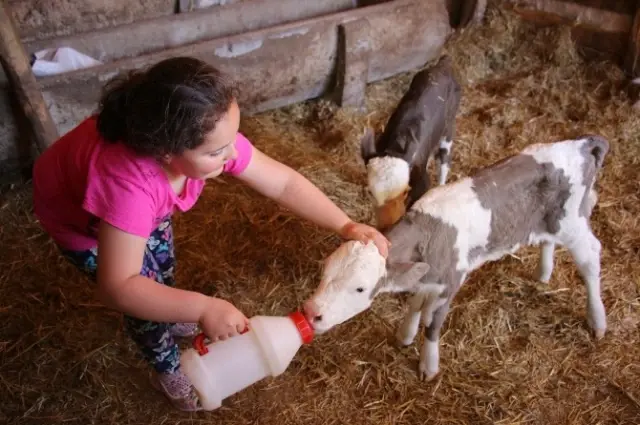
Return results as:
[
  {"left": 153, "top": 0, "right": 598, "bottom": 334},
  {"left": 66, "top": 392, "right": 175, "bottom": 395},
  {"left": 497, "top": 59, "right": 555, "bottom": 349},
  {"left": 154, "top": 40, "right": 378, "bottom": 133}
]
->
[{"left": 356, "top": 287, "right": 364, "bottom": 293}]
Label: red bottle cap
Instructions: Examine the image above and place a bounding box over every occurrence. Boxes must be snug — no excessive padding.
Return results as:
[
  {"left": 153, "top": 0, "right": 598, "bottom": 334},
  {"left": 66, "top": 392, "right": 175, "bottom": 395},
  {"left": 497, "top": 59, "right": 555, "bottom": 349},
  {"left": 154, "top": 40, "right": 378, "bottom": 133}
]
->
[
  {"left": 192, "top": 326, "right": 249, "bottom": 356},
  {"left": 193, "top": 333, "right": 209, "bottom": 356},
  {"left": 288, "top": 311, "right": 314, "bottom": 344}
]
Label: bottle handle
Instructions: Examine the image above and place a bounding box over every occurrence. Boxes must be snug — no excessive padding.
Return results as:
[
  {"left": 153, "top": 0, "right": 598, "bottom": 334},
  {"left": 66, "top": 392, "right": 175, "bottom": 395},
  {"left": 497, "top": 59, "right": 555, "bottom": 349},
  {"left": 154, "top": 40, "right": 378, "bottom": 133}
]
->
[{"left": 193, "top": 326, "right": 250, "bottom": 356}]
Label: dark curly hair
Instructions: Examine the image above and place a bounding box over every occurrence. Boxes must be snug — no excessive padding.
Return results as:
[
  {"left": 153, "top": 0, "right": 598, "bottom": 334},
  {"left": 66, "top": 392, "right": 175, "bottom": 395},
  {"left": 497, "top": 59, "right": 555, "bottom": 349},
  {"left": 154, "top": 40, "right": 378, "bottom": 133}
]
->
[{"left": 96, "top": 56, "right": 238, "bottom": 158}]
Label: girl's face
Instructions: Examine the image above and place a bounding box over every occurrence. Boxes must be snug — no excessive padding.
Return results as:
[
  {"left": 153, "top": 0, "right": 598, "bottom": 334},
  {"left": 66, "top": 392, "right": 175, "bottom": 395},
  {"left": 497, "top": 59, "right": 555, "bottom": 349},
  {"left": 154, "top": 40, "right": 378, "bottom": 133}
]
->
[{"left": 165, "top": 100, "right": 241, "bottom": 180}]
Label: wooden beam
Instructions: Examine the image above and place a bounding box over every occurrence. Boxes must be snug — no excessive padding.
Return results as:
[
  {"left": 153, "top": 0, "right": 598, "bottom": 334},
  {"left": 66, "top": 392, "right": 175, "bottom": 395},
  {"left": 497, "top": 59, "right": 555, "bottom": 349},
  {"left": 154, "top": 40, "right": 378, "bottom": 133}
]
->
[
  {"left": 624, "top": 1, "right": 640, "bottom": 77},
  {"left": 333, "top": 18, "right": 371, "bottom": 112},
  {"left": 510, "top": 0, "right": 633, "bottom": 33},
  {"left": 0, "top": 1, "right": 58, "bottom": 155}
]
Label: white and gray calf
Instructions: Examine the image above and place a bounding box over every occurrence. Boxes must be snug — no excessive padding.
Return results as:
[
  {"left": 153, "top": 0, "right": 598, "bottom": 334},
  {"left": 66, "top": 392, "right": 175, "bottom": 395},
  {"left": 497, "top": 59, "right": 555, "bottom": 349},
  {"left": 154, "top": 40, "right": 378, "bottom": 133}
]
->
[
  {"left": 360, "top": 54, "right": 461, "bottom": 230},
  {"left": 304, "top": 135, "right": 609, "bottom": 381}
]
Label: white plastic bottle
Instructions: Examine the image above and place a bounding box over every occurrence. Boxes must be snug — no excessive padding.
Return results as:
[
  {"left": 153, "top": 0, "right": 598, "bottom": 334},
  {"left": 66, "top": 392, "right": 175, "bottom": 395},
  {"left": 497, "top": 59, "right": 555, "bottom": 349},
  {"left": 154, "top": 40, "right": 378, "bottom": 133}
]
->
[{"left": 180, "top": 311, "right": 314, "bottom": 410}]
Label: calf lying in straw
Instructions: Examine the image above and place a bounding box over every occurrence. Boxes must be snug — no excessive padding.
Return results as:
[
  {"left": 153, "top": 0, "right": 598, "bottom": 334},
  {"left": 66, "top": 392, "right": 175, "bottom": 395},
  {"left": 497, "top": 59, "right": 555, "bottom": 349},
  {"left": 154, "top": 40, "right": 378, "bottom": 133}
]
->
[
  {"left": 360, "top": 54, "right": 461, "bottom": 230},
  {"left": 304, "top": 135, "right": 609, "bottom": 381}
]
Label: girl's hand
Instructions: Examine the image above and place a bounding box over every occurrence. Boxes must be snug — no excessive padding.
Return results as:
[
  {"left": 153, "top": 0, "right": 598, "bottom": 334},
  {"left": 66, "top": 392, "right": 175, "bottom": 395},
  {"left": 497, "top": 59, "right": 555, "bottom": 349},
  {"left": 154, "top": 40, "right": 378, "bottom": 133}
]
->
[
  {"left": 339, "top": 221, "right": 391, "bottom": 258},
  {"left": 198, "top": 297, "right": 250, "bottom": 342}
]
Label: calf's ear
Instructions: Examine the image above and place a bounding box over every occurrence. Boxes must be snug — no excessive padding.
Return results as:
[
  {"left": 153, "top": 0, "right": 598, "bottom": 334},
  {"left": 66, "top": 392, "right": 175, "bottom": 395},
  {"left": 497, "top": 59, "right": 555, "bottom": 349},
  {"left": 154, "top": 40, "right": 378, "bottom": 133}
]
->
[
  {"left": 370, "top": 261, "right": 430, "bottom": 298},
  {"left": 360, "top": 127, "right": 377, "bottom": 163}
]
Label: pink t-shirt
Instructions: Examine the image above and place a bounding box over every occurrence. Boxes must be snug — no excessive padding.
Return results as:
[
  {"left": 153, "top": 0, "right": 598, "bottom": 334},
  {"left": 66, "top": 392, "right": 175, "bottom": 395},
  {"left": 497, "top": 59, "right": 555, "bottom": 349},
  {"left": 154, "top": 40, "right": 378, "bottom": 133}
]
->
[{"left": 32, "top": 116, "right": 253, "bottom": 251}]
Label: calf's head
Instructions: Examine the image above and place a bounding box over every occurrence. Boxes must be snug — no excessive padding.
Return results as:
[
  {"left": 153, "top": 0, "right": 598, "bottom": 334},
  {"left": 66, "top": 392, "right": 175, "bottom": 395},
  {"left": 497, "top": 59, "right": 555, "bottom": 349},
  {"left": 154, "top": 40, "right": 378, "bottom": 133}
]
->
[
  {"left": 303, "top": 240, "right": 430, "bottom": 334},
  {"left": 360, "top": 128, "right": 411, "bottom": 230}
]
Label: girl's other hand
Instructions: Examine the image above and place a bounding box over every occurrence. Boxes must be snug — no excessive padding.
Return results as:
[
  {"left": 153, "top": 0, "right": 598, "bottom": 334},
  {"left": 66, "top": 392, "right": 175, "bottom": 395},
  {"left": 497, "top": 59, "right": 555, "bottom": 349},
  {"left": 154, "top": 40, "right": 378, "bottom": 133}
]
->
[
  {"left": 339, "top": 221, "right": 391, "bottom": 258},
  {"left": 198, "top": 298, "right": 250, "bottom": 341}
]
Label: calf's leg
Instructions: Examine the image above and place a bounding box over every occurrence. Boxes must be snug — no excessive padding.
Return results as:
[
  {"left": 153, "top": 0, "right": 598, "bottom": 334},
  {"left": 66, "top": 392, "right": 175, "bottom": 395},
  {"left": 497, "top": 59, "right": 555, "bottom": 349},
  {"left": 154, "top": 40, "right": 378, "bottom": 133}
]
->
[
  {"left": 396, "top": 292, "right": 424, "bottom": 346},
  {"left": 419, "top": 297, "right": 452, "bottom": 381},
  {"left": 408, "top": 164, "right": 429, "bottom": 209},
  {"left": 436, "top": 134, "right": 454, "bottom": 185},
  {"left": 565, "top": 225, "right": 606, "bottom": 339},
  {"left": 536, "top": 241, "right": 555, "bottom": 283}
]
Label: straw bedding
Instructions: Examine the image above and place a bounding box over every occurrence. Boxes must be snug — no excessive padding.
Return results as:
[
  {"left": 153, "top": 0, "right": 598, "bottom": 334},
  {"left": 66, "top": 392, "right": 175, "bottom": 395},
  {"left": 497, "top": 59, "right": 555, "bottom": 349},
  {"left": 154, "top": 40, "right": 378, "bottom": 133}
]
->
[{"left": 1, "top": 2, "right": 639, "bottom": 424}]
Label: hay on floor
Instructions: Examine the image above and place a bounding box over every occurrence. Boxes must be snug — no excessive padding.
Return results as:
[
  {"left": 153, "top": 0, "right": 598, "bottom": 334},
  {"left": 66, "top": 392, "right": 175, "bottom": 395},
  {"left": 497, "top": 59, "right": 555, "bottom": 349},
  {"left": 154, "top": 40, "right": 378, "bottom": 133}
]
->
[{"left": 1, "top": 2, "right": 639, "bottom": 424}]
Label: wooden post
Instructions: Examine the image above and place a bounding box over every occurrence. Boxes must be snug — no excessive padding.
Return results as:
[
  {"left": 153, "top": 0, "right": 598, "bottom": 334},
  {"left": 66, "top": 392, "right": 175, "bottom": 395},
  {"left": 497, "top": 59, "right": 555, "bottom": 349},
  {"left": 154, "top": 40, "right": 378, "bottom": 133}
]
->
[
  {"left": 625, "top": 1, "right": 640, "bottom": 77},
  {"left": 0, "top": 1, "right": 58, "bottom": 155},
  {"left": 333, "top": 18, "right": 371, "bottom": 112}
]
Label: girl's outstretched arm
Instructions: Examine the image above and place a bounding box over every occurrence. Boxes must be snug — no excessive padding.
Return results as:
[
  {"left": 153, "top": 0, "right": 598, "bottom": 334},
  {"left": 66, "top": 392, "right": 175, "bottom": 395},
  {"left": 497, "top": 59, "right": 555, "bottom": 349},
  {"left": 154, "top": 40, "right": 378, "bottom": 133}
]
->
[{"left": 234, "top": 146, "right": 390, "bottom": 257}]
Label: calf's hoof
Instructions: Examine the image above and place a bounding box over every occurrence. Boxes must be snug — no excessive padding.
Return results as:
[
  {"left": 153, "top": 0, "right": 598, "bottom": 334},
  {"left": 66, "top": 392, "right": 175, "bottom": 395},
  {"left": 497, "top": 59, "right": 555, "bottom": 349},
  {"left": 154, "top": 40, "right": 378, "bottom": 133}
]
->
[
  {"left": 587, "top": 312, "right": 606, "bottom": 340},
  {"left": 535, "top": 266, "right": 552, "bottom": 284},
  {"left": 395, "top": 320, "right": 419, "bottom": 347},
  {"left": 418, "top": 362, "right": 439, "bottom": 382},
  {"left": 594, "top": 328, "right": 606, "bottom": 340},
  {"left": 395, "top": 331, "right": 416, "bottom": 347}
]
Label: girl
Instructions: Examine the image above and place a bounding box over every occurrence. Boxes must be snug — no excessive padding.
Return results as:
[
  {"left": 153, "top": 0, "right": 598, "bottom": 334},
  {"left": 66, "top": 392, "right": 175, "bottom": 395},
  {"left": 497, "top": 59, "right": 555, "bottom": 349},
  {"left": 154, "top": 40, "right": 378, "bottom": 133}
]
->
[{"left": 32, "top": 56, "right": 390, "bottom": 412}]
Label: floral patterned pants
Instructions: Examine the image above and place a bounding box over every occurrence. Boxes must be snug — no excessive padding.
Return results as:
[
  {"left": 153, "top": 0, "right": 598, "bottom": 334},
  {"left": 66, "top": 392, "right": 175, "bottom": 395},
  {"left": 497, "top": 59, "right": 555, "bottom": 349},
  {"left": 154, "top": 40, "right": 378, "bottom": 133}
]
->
[{"left": 61, "top": 216, "right": 181, "bottom": 374}]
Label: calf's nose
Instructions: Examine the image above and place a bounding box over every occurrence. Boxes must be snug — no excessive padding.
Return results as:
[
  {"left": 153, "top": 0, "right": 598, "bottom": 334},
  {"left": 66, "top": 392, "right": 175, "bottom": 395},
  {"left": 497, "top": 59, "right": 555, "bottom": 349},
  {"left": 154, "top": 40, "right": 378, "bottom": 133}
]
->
[{"left": 302, "top": 300, "right": 323, "bottom": 324}]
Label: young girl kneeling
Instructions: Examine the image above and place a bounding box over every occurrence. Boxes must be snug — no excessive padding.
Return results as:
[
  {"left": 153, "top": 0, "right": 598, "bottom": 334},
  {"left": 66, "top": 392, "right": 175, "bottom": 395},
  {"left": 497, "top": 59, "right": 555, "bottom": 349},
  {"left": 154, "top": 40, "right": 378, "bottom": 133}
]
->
[{"left": 32, "top": 56, "right": 389, "bottom": 411}]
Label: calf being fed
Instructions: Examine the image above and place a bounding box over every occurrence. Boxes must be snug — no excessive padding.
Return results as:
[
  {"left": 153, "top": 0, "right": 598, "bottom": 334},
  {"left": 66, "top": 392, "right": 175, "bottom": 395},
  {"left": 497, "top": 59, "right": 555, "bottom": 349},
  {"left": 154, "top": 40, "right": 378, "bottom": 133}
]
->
[
  {"left": 360, "top": 54, "right": 461, "bottom": 230},
  {"left": 304, "top": 135, "right": 609, "bottom": 381}
]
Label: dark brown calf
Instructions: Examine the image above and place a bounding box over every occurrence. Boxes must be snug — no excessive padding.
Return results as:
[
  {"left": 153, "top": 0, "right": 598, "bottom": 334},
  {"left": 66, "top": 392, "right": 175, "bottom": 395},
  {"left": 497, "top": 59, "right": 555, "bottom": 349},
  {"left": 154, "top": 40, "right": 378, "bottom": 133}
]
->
[{"left": 360, "top": 54, "right": 462, "bottom": 230}]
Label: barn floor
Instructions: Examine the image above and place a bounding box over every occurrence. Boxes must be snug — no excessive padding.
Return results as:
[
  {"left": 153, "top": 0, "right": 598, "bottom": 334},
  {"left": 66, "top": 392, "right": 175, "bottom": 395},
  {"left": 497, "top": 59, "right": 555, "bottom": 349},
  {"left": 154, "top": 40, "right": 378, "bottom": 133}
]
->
[{"left": 1, "top": 4, "right": 640, "bottom": 425}]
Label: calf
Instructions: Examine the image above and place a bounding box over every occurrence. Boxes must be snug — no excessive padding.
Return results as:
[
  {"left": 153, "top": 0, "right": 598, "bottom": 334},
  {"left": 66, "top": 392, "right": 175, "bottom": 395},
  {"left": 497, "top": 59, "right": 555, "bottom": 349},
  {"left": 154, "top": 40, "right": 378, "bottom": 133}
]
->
[
  {"left": 360, "top": 54, "right": 462, "bottom": 230},
  {"left": 304, "top": 135, "right": 609, "bottom": 381}
]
